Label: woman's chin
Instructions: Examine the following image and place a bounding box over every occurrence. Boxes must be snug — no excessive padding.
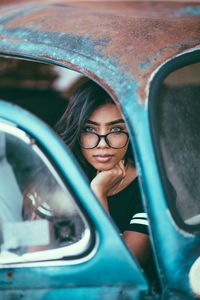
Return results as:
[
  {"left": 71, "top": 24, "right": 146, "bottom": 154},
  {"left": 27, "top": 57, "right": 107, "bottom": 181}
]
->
[{"left": 92, "top": 161, "right": 116, "bottom": 171}]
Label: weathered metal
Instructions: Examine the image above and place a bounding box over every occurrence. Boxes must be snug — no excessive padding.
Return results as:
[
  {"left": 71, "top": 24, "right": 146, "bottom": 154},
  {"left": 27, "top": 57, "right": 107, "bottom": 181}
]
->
[{"left": 0, "top": 1, "right": 199, "bottom": 103}]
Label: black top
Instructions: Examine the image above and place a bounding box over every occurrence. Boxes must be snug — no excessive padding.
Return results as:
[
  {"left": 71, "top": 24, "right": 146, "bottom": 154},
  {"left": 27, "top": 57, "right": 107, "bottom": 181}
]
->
[{"left": 107, "top": 177, "right": 148, "bottom": 235}]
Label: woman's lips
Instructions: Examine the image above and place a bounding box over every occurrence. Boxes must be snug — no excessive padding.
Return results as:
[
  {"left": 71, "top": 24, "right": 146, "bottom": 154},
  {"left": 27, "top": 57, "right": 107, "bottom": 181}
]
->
[{"left": 93, "top": 154, "right": 114, "bottom": 163}]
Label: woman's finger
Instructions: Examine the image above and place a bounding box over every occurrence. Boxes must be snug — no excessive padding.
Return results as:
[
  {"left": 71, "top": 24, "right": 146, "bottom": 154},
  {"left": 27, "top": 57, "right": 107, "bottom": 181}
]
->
[{"left": 118, "top": 160, "right": 126, "bottom": 177}]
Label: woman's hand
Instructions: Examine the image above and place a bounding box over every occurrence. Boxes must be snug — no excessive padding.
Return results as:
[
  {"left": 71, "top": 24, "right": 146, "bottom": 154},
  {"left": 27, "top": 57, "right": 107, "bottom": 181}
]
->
[{"left": 90, "top": 160, "right": 126, "bottom": 210}]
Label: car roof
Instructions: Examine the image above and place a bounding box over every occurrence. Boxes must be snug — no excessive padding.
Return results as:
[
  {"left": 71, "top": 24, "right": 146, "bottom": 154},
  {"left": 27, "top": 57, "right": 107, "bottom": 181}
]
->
[{"left": 0, "top": 1, "right": 199, "bottom": 104}]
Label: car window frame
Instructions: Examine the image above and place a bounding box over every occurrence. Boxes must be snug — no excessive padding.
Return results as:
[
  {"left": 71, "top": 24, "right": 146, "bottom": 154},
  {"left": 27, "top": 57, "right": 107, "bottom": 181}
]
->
[
  {"left": 0, "top": 116, "right": 96, "bottom": 267},
  {"left": 149, "top": 49, "right": 200, "bottom": 234},
  {"left": 0, "top": 76, "right": 149, "bottom": 297}
]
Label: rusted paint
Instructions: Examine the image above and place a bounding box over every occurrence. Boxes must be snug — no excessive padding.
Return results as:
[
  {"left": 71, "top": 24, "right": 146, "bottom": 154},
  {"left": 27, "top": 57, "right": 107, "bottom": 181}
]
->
[
  {"left": 0, "top": 1, "right": 199, "bottom": 105},
  {"left": 7, "top": 271, "right": 13, "bottom": 279}
]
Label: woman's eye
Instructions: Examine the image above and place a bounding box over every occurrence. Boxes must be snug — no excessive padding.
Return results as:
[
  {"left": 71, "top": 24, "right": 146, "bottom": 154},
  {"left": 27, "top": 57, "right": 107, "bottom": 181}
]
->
[
  {"left": 110, "top": 126, "right": 124, "bottom": 133},
  {"left": 84, "top": 126, "right": 96, "bottom": 133}
]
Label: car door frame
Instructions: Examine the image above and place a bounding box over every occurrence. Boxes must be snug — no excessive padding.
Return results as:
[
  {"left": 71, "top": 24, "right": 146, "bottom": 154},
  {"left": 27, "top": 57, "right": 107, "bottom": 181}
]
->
[{"left": 0, "top": 96, "right": 149, "bottom": 300}]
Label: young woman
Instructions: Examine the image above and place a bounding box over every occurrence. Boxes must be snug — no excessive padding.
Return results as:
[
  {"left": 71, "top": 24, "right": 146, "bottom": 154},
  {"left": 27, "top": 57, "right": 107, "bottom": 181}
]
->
[{"left": 56, "top": 80, "right": 151, "bottom": 268}]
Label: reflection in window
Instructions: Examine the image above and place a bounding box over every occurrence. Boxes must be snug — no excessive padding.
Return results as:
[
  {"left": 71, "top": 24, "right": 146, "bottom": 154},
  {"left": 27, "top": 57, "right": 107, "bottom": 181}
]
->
[
  {"left": 156, "top": 62, "right": 200, "bottom": 227},
  {"left": 0, "top": 125, "right": 90, "bottom": 263},
  {"left": 23, "top": 166, "right": 84, "bottom": 252}
]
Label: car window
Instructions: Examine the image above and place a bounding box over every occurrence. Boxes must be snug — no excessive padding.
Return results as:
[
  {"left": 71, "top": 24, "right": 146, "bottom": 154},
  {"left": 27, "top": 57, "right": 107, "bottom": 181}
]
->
[
  {"left": 0, "top": 122, "right": 90, "bottom": 264},
  {"left": 154, "top": 62, "right": 200, "bottom": 229}
]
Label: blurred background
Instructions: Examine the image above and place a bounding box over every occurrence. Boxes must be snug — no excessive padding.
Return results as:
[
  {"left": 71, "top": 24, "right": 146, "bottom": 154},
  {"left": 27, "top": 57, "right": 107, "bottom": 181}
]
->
[{"left": 0, "top": 57, "right": 83, "bottom": 127}]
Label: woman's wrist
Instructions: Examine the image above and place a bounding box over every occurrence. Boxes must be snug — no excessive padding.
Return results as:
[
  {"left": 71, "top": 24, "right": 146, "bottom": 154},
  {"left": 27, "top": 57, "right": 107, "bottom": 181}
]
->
[
  {"left": 91, "top": 181, "right": 107, "bottom": 198},
  {"left": 90, "top": 183, "right": 109, "bottom": 211}
]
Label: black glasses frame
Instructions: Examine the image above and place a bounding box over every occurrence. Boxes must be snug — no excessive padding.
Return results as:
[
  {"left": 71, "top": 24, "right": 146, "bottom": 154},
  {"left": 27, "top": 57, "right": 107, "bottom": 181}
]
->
[{"left": 79, "top": 131, "right": 129, "bottom": 149}]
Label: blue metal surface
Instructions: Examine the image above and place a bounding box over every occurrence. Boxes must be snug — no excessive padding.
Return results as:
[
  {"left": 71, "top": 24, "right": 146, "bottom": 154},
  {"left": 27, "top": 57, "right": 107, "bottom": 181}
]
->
[
  {"left": 174, "top": 5, "right": 200, "bottom": 16},
  {"left": 0, "top": 100, "right": 148, "bottom": 299},
  {"left": 0, "top": 286, "right": 141, "bottom": 300},
  {"left": 123, "top": 49, "right": 200, "bottom": 297}
]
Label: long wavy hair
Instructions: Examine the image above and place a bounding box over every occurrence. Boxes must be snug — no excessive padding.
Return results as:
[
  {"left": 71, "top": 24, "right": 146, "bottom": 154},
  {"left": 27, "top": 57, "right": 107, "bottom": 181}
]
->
[{"left": 55, "top": 80, "right": 134, "bottom": 180}]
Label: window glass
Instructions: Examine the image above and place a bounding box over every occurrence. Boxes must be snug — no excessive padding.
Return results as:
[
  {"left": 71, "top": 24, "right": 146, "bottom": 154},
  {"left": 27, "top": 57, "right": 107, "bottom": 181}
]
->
[
  {"left": 0, "top": 123, "right": 90, "bottom": 263},
  {"left": 156, "top": 62, "right": 200, "bottom": 227}
]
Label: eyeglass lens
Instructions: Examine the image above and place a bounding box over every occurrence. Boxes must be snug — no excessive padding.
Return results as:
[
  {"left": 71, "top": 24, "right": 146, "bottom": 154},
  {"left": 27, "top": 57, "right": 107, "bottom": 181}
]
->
[{"left": 80, "top": 132, "right": 128, "bottom": 149}]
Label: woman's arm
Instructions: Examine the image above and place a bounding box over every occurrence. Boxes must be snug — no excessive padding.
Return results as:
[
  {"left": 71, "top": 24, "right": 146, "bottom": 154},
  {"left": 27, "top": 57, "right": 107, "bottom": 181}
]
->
[
  {"left": 123, "top": 231, "right": 151, "bottom": 267},
  {"left": 90, "top": 160, "right": 126, "bottom": 211},
  {"left": 90, "top": 161, "right": 150, "bottom": 267}
]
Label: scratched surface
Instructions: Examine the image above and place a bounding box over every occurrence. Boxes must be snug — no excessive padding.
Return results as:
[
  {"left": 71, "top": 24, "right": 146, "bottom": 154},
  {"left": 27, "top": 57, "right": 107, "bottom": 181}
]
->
[{"left": 0, "top": 1, "right": 199, "bottom": 104}]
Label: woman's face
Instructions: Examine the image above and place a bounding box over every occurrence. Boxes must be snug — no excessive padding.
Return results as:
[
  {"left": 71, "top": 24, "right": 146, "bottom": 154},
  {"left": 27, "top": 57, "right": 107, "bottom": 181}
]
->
[{"left": 81, "top": 103, "right": 129, "bottom": 171}]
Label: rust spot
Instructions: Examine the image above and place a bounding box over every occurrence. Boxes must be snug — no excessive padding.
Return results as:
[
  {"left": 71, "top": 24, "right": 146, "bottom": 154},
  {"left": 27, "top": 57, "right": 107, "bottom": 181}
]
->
[{"left": 7, "top": 271, "right": 13, "bottom": 279}]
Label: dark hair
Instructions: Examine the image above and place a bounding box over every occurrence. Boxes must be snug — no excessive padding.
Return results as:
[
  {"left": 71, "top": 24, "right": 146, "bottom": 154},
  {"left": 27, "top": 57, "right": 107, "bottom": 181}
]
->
[{"left": 55, "top": 80, "right": 134, "bottom": 180}]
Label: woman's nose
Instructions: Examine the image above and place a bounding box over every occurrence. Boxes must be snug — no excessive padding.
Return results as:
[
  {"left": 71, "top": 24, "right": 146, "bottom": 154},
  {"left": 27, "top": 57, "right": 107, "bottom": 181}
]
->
[{"left": 97, "top": 136, "right": 109, "bottom": 148}]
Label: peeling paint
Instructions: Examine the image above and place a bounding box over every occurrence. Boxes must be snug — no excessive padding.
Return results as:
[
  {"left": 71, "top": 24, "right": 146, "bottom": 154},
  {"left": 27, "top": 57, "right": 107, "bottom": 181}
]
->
[
  {"left": 0, "top": 4, "right": 46, "bottom": 25},
  {"left": 174, "top": 5, "right": 200, "bottom": 17}
]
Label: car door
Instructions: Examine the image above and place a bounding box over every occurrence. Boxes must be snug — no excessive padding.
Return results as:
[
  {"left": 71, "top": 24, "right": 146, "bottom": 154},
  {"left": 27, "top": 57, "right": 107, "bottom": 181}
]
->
[
  {"left": 126, "top": 51, "right": 200, "bottom": 299},
  {"left": 0, "top": 99, "right": 148, "bottom": 300}
]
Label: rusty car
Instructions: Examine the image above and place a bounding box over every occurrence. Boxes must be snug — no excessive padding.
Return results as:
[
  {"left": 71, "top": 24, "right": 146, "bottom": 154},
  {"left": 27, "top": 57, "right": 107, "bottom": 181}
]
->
[{"left": 0, "top": 1, "right": 200, "bottom": 299}]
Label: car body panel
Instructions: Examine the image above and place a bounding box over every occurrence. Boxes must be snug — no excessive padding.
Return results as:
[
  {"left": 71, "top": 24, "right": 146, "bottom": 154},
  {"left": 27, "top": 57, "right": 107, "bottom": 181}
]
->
[
  {"left": 0, "top": 287, "right": 141, "bottom": 300},
  {"left": 0, "top": 1, "right": 200, "bottom": 103},
  {"left": 0, "top": 1, "right": 200, "bottom": 299},
  {"left": 0, "top": 100, "right": 148, "bottom": 299}
]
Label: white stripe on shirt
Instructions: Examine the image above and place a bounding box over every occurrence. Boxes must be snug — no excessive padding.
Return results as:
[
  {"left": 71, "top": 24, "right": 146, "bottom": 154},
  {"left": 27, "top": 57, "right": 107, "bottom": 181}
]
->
[
  {"left": 130, "top": 219, "right": 149, "bottom": 226},
  {"left": 131, "top": 213, "right": 147, "bottom": 220}
]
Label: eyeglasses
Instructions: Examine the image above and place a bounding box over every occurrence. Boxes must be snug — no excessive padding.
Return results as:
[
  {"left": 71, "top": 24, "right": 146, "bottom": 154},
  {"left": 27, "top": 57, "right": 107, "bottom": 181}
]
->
[{"left": 79, "top": 131, "right": 129, "bottom": 149}]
